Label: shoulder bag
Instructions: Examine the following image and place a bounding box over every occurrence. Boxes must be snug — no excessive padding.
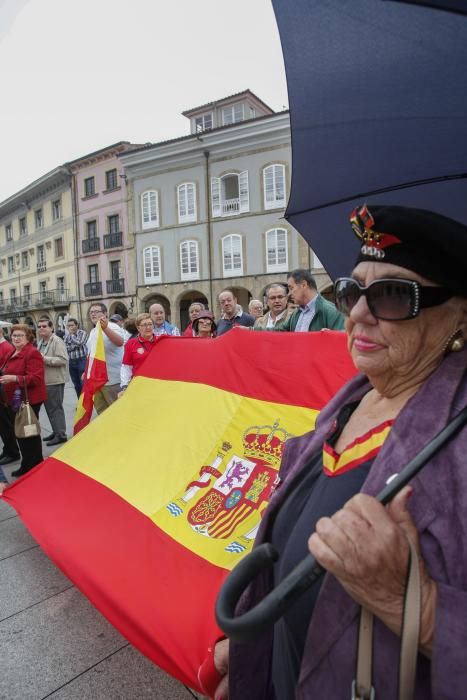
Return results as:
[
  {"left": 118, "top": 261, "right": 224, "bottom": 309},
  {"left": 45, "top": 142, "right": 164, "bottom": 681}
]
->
[{"left": 14, "top": 383, "right": 41, "bottom": 439}]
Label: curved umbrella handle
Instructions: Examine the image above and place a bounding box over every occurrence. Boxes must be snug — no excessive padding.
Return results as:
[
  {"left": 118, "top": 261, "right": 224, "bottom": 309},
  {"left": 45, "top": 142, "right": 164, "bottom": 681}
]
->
[
  {"left": 215, "top": 406, "right": 467, "bottom": 644},
  {"left": 215, "top": 543, "right": 324, "bottom": 643}
]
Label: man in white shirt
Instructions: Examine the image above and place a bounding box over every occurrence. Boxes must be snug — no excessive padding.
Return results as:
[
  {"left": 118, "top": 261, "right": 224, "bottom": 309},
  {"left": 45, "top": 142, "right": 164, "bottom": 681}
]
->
[
  {"left": 254, "top": 284, "right": 291, "bottom": 329},
  {"left": 86, "top": 303, "right": 125, "bottom": 414}
]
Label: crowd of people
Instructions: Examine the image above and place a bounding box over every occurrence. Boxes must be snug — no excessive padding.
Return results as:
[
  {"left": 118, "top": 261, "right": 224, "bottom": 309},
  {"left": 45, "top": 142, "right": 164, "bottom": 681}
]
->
[{"left": 0, "top": 272, "right": 344, "bottom": 496}]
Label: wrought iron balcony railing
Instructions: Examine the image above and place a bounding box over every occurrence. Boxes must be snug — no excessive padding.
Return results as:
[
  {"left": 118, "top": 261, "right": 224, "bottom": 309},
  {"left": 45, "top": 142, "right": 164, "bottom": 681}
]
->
[
  {"left": 84, "top": 282, "right": 102, "bottom": 297},
  {"left": 82, "top": 237, "right": 100, "bottom": 254},
  {"left": 103, "top": 231, "right": 123, "bottom": 249},
  {"left": 0, "top": 289, "right": 74, "bottom": 315},
  {"left": 106, "top": 278, "right": 125, "bottom": 294}
]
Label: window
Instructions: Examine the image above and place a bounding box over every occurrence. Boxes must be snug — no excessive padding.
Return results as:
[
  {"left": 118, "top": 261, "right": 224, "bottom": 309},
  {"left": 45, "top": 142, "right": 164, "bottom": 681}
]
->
[
  {"left": 5, "top": 223, "right": 12, "bottom": 242},
  {"left": 7, "top": 256, "right": 14, "bottom": 273},
  {"left": 9, "top": 288, "right": 17, "bottom": 303},
  {"left": 222, "top": 102, "right": 244, "bottom": 125},
  {"left": 88, "top": 264, "right": 99, "bottom": 283},
  {"left": 222, "top": 234, "right": 243, "bottom": 276},
  {"left": 35, "top": 209, "right": 43, "bottom": 229},
  {"left": 177, "top": 183, "right": 197, "bottom": 223},
  {"left": 211, "top": 171, "right": 249, "bottom": 217},
  {"left": 141, "top": 190, "right": 159, "bottom": 229},
  {"left": 21, "top": 251, "right": 29, "bottom": 269},
  {"left": 57, "top": 276, "right": 65, "bottom": 294},
  {"left": 105, "top": 169, "right": 118, "bottom": 190},
  {"left": 84, "top": 176, "right": 95, "bottom": 197},
  {"left": 180, "top": 240, "right": 199, "bottom": 280},
  {"left": 23, "top": 285, "right": 31, "bottom": 301},
  {"left": 266, "top": 228, "right": 288, "bottom": 272},
  {"left": 143, "top": 245, "right": 161, "bottom": 283},
  {"left": 0, "top": 291, "right": 3, "bottom": 304},
  {"left": 52, "top": 199, "right": 62, "bottom": 221},
  {"left": 19, "top": 217, "right": 27, "bottom": 235},
  {"left": 110, "top": 260, "right": 120, "bottom": 280},
  {"left": 108, "top": 214, "right": 119, "bottom": 234},
  {"left": 263, "top": 164, "right": 286, "bottom": 210},
  {"left": 39, "top": 281, "right": 47, "bottom": 297},
  {"left": 86, "top": 220, "right": 97, "bottom": 238},
  {"left": 195, "top": 113, "right": 213, "bottom": 132},
  {"left": 54, "top": 237, "right": 64, "bottom": 258},
  {"left": 37, "top": 245, "right": 45, "bottom": 263}
]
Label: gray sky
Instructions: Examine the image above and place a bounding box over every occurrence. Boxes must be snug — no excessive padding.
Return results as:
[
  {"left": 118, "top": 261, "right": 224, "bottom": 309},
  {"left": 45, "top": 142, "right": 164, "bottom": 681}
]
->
[{"left": 0, "top": 0, "right": 288, "bottom": 203}]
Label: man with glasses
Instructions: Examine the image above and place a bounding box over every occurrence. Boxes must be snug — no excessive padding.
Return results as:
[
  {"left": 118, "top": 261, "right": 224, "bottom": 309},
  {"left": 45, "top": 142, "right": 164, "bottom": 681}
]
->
[
  {"left": 275, "top": 269, "right": 344, "bottom": 333},
  {"left": 65, "top": 318, "right": 88, "bottom": 398},
  {"left": 87, "top": 303, "right": 124, "bottom": 414},
  {"left": 254, "top": 284, "right": 291, "bottom": 330},
  {"left": 37, "top": 318, "right": 69, "bottom": 445}
]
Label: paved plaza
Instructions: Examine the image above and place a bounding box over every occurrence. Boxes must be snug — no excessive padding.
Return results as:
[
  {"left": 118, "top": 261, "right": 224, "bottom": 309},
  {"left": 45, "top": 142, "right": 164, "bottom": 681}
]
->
[{"left": 0, "top": 382, "right": 204, "bottom": 700}]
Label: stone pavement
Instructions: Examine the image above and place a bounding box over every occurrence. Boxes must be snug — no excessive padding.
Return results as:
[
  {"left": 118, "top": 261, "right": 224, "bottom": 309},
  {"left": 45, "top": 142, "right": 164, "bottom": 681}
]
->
[{"left": 0, "top": 382, "right": 205, "bottom": 700}]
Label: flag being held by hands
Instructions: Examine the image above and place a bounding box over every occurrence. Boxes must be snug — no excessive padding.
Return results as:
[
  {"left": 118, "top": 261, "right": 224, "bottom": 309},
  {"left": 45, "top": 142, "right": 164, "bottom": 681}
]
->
[{"left": 73, "top": 321, "right": 107, "bottom": 435}]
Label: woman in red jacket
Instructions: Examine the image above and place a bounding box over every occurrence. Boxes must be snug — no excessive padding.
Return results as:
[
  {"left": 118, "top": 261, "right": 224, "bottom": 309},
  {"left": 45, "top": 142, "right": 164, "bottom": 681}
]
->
[{"left": 0, "top": 324, "right": 46, "bottom": 477}]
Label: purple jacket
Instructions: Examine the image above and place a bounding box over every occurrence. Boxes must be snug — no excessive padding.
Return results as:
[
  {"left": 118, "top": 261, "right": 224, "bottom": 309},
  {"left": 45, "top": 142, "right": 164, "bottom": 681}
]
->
[{"left": 230, "top": 349, "right": 467, "bottom": 700}]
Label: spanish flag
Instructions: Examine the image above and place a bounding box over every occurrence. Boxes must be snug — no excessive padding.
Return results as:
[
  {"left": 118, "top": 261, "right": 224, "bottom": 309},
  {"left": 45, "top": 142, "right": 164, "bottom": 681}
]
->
[
  {"left": 4, "top": 330, "right": 356, "bottom": 694},
  {"left": 73, "top": 321, "right": 108, "bottom": 434}
]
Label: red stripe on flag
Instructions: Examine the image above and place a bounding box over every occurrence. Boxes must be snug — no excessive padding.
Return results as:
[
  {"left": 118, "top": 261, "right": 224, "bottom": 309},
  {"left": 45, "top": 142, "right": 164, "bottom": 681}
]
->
[
  {"left": 4, "top": 459, "right": 225, "bottom": 692},
  {"left": 136, "top": 329, "right": 355, "bottom": 409}
]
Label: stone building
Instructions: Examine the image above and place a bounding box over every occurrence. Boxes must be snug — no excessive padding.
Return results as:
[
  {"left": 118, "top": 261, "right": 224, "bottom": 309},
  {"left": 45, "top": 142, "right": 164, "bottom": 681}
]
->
[
  {"left": 120, "top": 90, "right": 331, "bottom": 331},
  {"left": 0, "top": 167, "right": 77, "bottom": 330}
]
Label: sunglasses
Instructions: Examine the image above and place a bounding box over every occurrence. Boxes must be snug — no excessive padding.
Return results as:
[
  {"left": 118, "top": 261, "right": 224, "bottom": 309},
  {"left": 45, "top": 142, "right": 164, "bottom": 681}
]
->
[{"left": 335, "top": 277, "right": 453, "bottom": 321}]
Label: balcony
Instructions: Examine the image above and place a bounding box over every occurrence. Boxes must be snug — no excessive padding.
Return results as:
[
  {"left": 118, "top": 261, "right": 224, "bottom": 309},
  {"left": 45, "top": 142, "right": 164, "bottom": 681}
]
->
[
  {"left": 84, "top": 282, "right": 102, "bottom": 297},
  {"left": 37, "top": 261, "right": 47, "bottom": 273},
  {"left": 82, "top": 237, "right": 100, "bottom": 254},
  {"left": 0, "top": 289, "right": 74, "bottom": 317},
  {"left": 222, "top": 198, "right": 240, "bottom": 215},
  {"left": 103, "top": 231, "right": 123, "bottom": 249},
  {"left": 106, "top": 278, "right": 125, "bottom": 294}
]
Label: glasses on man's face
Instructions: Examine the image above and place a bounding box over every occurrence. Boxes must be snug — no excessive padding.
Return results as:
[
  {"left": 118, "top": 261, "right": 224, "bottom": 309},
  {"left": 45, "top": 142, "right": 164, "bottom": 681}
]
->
[
  {"left": 335, "top": 277, "right": 453, "bottom": 321},
  {"left": 38, "top": 325, "right": 48, "bottom": 329},
  {"left": 90, "top": 309, "right": 103, "bottom": 315}
]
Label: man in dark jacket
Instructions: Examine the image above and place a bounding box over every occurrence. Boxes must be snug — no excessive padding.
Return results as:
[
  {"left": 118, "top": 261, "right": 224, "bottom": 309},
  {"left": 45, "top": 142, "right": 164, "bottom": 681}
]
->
[
  {"left": 275, "top": 269, "right": 344, "bottom": 332},
  {"left": 216, "top": 289, "right": 255, "bottom": 336}
]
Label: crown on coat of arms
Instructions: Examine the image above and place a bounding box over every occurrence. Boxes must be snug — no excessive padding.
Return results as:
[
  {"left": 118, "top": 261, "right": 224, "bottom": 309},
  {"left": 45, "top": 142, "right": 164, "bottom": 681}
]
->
[{"left": 242, "top": 420, "right": 291, "bottom": 468}]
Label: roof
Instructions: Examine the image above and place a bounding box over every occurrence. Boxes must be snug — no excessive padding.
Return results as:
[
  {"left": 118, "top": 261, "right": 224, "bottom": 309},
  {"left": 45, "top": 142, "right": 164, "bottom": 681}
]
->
[
  {"left": 182, "top": 89, "right": 274, "bottom": 117},
  {"left": 66, "top": 141, "right": 145, "bottom": 168},
  {"left": 119, "top": 109, "right": 290, "bottom": 160}
]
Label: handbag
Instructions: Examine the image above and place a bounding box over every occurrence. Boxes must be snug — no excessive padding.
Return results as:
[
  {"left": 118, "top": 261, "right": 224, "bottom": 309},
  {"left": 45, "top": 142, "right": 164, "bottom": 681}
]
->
[{"left": 14, "top": 383, "right": 41, "bottom": 439}]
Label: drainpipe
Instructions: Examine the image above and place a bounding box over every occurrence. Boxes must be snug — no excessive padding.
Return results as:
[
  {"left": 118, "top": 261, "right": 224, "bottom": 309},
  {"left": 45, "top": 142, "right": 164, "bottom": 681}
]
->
[
  {"left": 70, "top": 172, "right": 84, "bottom": 326},
  {"left": 204, "top": 150, "right": 214, "bottom": 311}
]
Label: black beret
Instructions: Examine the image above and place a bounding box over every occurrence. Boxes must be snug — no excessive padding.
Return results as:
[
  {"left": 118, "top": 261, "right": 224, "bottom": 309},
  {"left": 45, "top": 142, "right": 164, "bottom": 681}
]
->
[{"left": 350, "top": 204, "right": 467, "bottom": 297}]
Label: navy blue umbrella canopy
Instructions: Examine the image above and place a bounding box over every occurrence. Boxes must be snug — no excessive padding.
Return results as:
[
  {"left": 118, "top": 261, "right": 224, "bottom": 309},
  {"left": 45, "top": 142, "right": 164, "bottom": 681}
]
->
[{"left": 272, "top": 0, "right": 467, "bottom": 279}]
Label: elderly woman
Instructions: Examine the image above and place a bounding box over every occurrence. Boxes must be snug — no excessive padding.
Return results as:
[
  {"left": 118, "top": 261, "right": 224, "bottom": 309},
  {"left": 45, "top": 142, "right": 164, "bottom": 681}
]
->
[
  {"left": 214, "top": 204, "right": 467, "bottom": 699},
  {"left": 119, "top": 313, "right": 156, "bottom": 393},
  {"left": 183, "top": 302, "right": 206, "bottom": 337},
  {"left": 192, "top": 311, "right": 217, "bottom": 338},
  {"left": 0, "top": 324, "right": 46, "bottom": 478}
]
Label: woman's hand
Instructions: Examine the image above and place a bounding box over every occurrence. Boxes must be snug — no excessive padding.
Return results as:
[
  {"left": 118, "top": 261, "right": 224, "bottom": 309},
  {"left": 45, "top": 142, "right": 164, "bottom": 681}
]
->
[
  {"left": 0, "top": 374, "right": 17, "bottom": 384},
  {"left": 308, "top": 487, "right": 437, "bottom": 655},
  {"left": 213, "top": 638, "right": 229, "bottom": 700}
]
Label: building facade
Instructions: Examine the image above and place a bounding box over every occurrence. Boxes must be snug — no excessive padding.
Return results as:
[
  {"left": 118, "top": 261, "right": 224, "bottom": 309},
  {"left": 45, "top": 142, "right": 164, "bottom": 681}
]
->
[
  {"left": 120, "top": 91, "right": 330, "bottom": 330},
  {"left": 67, "top": 141, "right": 141, "bottom": 327},
  {"left": 0, "top": 167, "right": 77, "bottom": 330}
]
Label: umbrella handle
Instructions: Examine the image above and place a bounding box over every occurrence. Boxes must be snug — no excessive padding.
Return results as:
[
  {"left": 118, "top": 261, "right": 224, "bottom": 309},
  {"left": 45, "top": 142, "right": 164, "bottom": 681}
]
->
[{"left": 215, "top": 405, "right": 467, "bottom": 644}]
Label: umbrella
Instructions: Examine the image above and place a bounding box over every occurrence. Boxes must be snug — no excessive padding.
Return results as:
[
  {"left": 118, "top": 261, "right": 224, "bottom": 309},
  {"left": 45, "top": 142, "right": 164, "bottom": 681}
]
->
[{"left": 272, "top": 0, "right": 467, "bottom": 279}]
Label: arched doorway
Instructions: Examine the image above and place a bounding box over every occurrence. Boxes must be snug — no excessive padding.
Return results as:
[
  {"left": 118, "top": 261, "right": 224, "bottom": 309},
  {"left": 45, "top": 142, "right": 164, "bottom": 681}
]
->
[
  {"left": 144, "top": 294, "right": 172, "bottom": 321},
  {"left": 178, "top": 290, "right": 209, "bottom": 332}
]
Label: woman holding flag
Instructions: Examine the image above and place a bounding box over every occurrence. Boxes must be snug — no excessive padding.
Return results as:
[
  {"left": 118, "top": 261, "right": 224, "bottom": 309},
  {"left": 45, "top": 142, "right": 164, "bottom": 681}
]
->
[{"left": 215, "top": 205, "right": 467, "bottom": 700}]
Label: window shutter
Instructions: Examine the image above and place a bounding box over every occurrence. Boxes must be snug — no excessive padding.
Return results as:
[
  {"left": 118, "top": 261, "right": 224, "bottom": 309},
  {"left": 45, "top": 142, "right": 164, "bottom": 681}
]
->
[
  {"left": 239, "top": 170, "right": 249, "bottom": 213},
  {"left": 211, "top": 177, "right": 221, "bottom": 217}
]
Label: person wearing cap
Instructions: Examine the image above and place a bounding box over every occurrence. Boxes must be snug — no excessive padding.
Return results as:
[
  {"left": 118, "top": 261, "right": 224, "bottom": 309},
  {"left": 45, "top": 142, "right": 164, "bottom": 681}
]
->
[
  {"left": 215, "top": 204, "right": 467, "bottom": 700},
  {"left": 192, "top": 311, "right": 217, "bottom": 338}
]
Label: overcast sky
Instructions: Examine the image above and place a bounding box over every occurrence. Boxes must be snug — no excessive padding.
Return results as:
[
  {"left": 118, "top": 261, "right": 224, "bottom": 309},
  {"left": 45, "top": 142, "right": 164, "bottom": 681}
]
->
[{"left": 0, "top": 0, "right": 288, "bottom": 203}]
